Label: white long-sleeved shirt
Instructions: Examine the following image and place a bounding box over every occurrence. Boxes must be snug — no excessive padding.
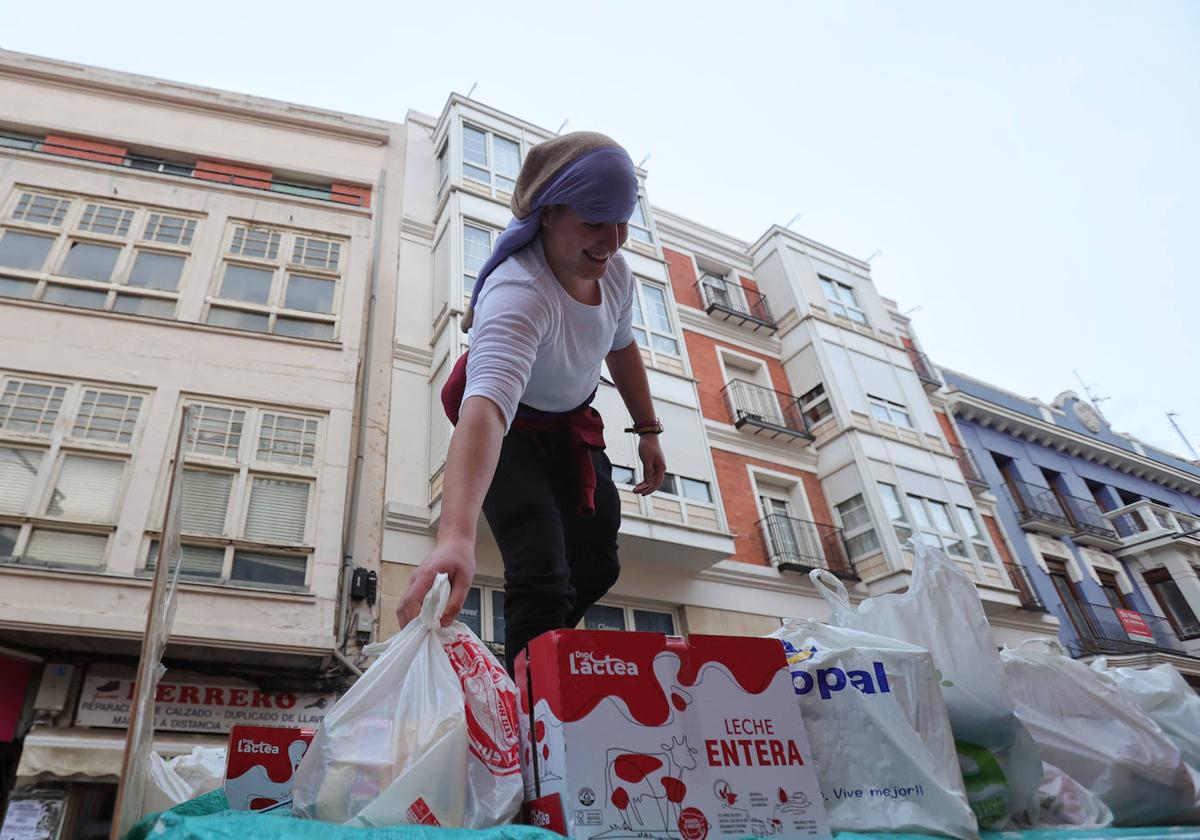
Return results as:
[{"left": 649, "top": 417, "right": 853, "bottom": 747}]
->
[{"left": 463, "top": 237, "right": 636, "bottom": 430}]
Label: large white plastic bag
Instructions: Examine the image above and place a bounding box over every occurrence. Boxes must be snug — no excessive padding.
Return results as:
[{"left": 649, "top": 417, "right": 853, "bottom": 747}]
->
[
  {"left": 811, "top": 541, "right": 1042, "bottom": 829},
  {"left": 1035, "top": 762, "right": 1113, "bottom": 828},
  {"left": 769, "top": 619, "right": 979, "bottom": 839},
  {"left": 141, "top": 747, "right": 227, "bottom": 818},
  {"left": 291, "top": 574, "right": 522, "bottom": 827},
  {"left": 1092, "top": 658, "right": 1200, "bottom": 768},
  {"left": 1001, "top": 638, "right": 1198, "bottom": 825}
]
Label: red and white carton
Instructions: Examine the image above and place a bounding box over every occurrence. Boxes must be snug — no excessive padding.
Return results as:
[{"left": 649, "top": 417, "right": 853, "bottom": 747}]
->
[
  {"left": 224, "top": 725, "right": 315, "bottom": 811},
  {"left": 515, "top": 630, "right": 831, "bottom": 840}
]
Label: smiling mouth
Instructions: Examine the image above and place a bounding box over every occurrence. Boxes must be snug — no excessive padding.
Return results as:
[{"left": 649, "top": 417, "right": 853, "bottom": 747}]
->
[{"left": 583, "top": 249, "right": 609, "bottom": 264}]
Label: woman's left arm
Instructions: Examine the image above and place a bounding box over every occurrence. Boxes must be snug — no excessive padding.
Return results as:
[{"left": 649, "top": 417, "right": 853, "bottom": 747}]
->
[{"left": 606, "top": 341, "right": 666, "bottom": 495}]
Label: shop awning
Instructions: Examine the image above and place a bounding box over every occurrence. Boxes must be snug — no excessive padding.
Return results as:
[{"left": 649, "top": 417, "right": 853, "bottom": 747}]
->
[{"left": 15, "top": 726, "right": 226, "bottom": 782}]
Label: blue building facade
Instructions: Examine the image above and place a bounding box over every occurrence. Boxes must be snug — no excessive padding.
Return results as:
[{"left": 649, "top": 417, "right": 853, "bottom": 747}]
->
[{"left": 944, "top": 370, "right": 1200, "bottom": 682}]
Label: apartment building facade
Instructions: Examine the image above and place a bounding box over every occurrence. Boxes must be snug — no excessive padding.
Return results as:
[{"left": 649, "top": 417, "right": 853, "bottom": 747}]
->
[
  {"left": 0, "top": 50, "right": 401, "bottom": 832},
  {"left": 943, "top": 370, "right": 1200, "bottom": 681}
]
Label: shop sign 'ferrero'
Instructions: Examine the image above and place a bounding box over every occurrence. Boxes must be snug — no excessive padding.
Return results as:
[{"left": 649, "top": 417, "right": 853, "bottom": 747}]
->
[{"left": 74, "top": 667, "right": 336, "bottom": 734}]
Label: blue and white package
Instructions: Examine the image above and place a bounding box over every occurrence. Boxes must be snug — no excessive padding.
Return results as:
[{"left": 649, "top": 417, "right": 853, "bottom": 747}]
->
[{"left": 769, "top": 620, "right": 979, "bottom": 840}]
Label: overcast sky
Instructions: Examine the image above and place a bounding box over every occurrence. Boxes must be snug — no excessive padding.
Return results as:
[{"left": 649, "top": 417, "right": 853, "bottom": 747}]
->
[{"left": 5, "top": 1, "right": 1197, "bottom": 455}]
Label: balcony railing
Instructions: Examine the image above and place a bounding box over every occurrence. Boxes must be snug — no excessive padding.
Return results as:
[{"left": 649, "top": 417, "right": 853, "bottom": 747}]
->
[
  {"left": 1069, "top": 601, "right": 1189, "bottom": 658},
  {"left": 906, "top": 347, "right": 941, "bottom": 388},
  {"left": 1, "top": 132, "right": 368, "bottom": 207},
  {"left": 1004, "top": 562, "right": 1048, "bottom": 612},
  {"left": 1058, "top": 494, "right": 1122, "bottom": 549},
  {"left": 758, "top": 514, "right": 857, "bottom": 579},
  {"left": 695, "top": 274, "right": 777, "bottom": 333},
  {"left": 1103, "top": 500, "right": 1200, "bottom": 544},
  {"left": 950, "top": 444, "right": 989, "bottom": 491},
  {"left": 722, "top": 379, "right": 813, "bottom": 442},
  {"left": 1004, "top": 479, "right": 1074, "bottom": 535}
]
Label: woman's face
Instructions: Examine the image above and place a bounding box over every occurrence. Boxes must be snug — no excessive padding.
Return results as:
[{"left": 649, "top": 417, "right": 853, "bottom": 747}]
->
[{"left": 541, "top": 205, "right": 629, "bottom": 284}]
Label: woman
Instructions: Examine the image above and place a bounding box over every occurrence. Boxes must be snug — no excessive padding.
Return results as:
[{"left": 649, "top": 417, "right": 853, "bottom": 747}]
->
[{"left": 397, "top": 131, "right": 666, "bottom": 672}]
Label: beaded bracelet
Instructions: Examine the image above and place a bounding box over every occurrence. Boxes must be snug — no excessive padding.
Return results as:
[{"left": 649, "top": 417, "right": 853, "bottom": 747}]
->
[{"left": 624, "top": 419, "right": 664, "bottom": 435}]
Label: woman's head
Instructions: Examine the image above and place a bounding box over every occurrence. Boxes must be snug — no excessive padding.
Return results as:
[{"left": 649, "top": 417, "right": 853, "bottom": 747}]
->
[{"left": 540, "top": 204, "right": 629, "bottom": 283}]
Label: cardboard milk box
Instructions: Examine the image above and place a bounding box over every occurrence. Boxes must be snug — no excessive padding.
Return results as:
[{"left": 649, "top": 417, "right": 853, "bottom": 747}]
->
[
  {"left": 516, "top": 630, "right": 830, "bottom": 840},
  {"left": 224, "top": 725, "right": 315, "bottom": 811}
]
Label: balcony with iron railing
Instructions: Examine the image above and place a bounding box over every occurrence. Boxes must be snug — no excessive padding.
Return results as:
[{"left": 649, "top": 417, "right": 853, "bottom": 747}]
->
[
  {"left": 758, "top": 514, "right": 857, "bottom": 579},
  {"left": 1069, "top": 601, "right": 1191, "bottom": 658},
  {"left": 1003, "top": 562, "right": 1048, "bottom": 612},
  {"left": 721, "top": 379, "right": 813, "bottom": 443},
  {"left": 906, "top": 346, "right": 941, "bottom": 389},
  {"left": 950, "top": 444, "right": 990, "bottom": 493},
  {"left": 1102, "top": 500, "right": 1200, "bottom": 552},
  {"left": 1003, "top": 479, "right": 1074, "bottom": 536},
  {"left": 695, "top": 274, "right": 777, "bottom": 333},
  {"left": 1057, "top": 493, "right": 1123, "bottom": 550}
]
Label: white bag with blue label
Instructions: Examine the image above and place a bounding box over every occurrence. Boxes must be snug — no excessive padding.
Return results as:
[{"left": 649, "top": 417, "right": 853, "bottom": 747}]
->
[
  {"left": 811, "top": 541, "right": 1043, "bottom": 830},
  {"left": 769, "top": 619, "right": 979, "bottom": 840}
]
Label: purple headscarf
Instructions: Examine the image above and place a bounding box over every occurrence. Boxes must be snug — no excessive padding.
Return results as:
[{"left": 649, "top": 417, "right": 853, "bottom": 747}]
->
[{"left": 462, "top": 136, "right": 638, "bottom": 331}]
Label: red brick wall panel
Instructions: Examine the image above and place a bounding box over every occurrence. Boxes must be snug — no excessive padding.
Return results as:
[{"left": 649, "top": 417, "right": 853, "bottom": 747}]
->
[
  {"left": 332, "top": 183, "right": 372, "bottom": 208},
  {"left": 42, "top": 134, "right": 127, "bottom": 165},
  {"left": 663, "top": 247, "right": 703, "bottom": 309},
  {"left": 934, "top": 411, "right": 963, "bottom": 447},
  {"left": 684, "top": 331, "right": 797, "bottom": 426},
  {"left": 982, "top": 514, "right": 1016, "bottom": 566},
  {"left": 193, "top": 160, "right": 273, "bottom": 189}
]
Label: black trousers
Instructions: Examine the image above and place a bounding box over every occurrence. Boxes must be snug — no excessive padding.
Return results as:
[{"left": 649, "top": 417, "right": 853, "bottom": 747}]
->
[{"left": 481, "top": 429, "right": 622, "bottom": 674}]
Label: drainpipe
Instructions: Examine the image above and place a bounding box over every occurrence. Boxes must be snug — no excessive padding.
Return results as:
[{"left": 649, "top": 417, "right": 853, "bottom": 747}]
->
[{"left": 337, "top": 168, "right": 387, "bottom": 658}]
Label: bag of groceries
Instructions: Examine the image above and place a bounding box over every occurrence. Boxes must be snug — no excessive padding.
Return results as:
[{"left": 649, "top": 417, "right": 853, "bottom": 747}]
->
[
  {"left": 141, "top": 747, "right": 227, "bottom": 819},
  {"left": 292, "top": 574, "right": 522, "bottom": 827},
  {"left": 769, "top": 619, "right": 979, "bottom": 839},
  {"left": 1001, "top": 638, "right": 1198, "bottom": 825},
  {"left": 811, "top": 541, "right": 1042, "bottom": 829},
  {"left": 1034, "top": 762, "right": 1113, "bottom": 829},
  {"left": 1091, "top": 657, "right": 1200, "bottom": 768}
]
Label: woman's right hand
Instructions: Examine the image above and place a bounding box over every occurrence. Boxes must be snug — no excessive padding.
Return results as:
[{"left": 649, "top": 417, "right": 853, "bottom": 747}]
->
[{"left": 396, "top": 537, "right": 477, "bottom": 628}]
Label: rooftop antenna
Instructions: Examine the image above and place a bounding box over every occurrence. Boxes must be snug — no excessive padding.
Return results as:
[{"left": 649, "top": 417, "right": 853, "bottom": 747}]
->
[
  {"left": 785, "top": 213, "right": 803, "bottom": 229},
  {"left": 555, "top": 118, "right": 569, "bottom": 135},
  {"left": 1072, "top": 370, "right": 1110, "bottom": 421},
  {"left": 637, "top": 153, "right": 651, "bottom": 168},
  {"left": 902, "top": 305, "right": 922, "bottom": 316},
  {"left": 1166, "top": 412, "right": 1200, "bottom": 461},
  {"left": 866, "top": 249, "right": 882, "bottom": 263},
  {"left": 465, "top": 82, "right": 478, "bottom": 99}
]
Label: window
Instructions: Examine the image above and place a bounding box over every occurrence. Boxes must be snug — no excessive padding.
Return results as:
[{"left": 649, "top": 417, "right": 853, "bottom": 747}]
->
[
  {"left": 955, "top": 505, "right": 995, "bottom": 564},
  {"left": 627, "top": 196, "right": 653, "bottom": 245},
  {"left": 867, "top": 395, "right": 913, "bottom": 429},
  {"left": 799, "top": 383, "right": 833, "bottom": 427},
  {"left": 1097, "top": 571, "right": 1130, "bottom": 612},
  {"left": 144, "top": 400, "right": 323, "bottom": 590},
  {"left": 656, "top": 472, "right": 713, "bottom": 504},
  {"left": 0, "top": 189, "right": 200, "bottom": 318},
  {"left": 877, "top": 483, "right": 912, "bottom": 543},
  {"left": 818, "top": 276, "right": 868, "bottom": 324},
  {"left": 462, "top": 222, "right": 497, "bottom": 297},
  {"left": 583, "top": 603, "right": 677, "bottom": 634},
  {"left": 907, "top": 494, "right": 968, "bottom": 558},
  {"left": 1144, "top": 569, "right": 1200, "bottom": 639},
  {"left": 462, "top": 125, "right": 521, "bottom": 194},
  {"left": 0, "top": 373, "right": 146, "bottom": 571},
  {"left": 1046, "top": 559, "right": 1093, "bottom": 640},
  {"left": 459, "top": 583, "right": 508, "bottom": 658},
  {"left": 631, "top": 279, "right": 680, "bottom": 360},
  {"left": 610, "top": 464, "right": 636, "bottom": 486},
  {"left": 434, "top": 140, "right": 449, "bottom": 197},
  {"left": 206, "top": 223, "right": 344, "bottom": 340},
  {"left": 760, "top": 495, "right": 802, "bottom": 561},
  {"left": 836, "top": 494, "right": 880, "bottom": 559}
]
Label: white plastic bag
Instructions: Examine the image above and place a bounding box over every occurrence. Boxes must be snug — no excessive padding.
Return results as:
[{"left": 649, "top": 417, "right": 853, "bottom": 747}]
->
[
  {"left": 291, "top": 574, "right": 522, "bottom": 827},
  {"left": 141, "top": 746, "right": 226, "bottom": 818},
  {"left": 812, "top": 542, "right": 1042, "bottom": 829},
  {"left": 1092, "top": 658, "right": 1200, "bottom": 768},
  {"left": 769, "top": 619, "right": 979, "bottom": 839},
  {"left": 1001, "top": 638, "right": 1198, "bottom": 825},
  {"left": 1035, "top": 762, "right": 1113, "bottom": 828}
]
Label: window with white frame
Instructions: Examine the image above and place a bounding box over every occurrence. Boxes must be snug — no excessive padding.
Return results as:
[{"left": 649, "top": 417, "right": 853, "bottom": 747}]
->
[
  {"left": 659, "top": 472, "right": 714, "bottom": 504},
  {"left": 0, "top": 373, "right": 147, "bottom": 571},
  {"left": 759, "top": 494, "right": 803, "bottom": 562},
  {"left": 610, "top": 463, "right": 637, "bottom": 486},
  {"left": 462, "top": 124, "right": 521, "bottom": 194},
  {"left": 0, "top": 188, "right": 200, "bottom": 319},
  {"left": 206, "top": 223, "right": 345, "bottom": 340},
  {"left": 867, "top": 395, "right": 913, "bottom": 429},
  {"left": 877, "top": 482, "right": 913, "bottom": 543},
  {"left": 459, "top": 582, "right": 508, "bottom": 658},
  {"left": 627, "top": 196, "right": 653, "bottom": 244},
  {"left": 143, "top": 400, "right": 323, "bottom": 590},
  {"left": 435, "top": 139, "right": 449, "bottom": 197},
  {"left": 584, "top": 602, "right": 677, "bottom": 634},
  {"left": 631, "top": 279, "right": 680, "bottom": 361},
  {"left": 818, "top": 276, "right": 868, "bottom": 324},
  {"left": 799, "top": 383, "right": 833, "bottom": 427},
  {"left": 955, "top": 505, "right": 995, "bottom": 563},
  {"left": 836, "top": 494, "right": 881, "bottom": 559},
  {"left": 462, "top": 221, "right": 497, "bottom": 297},
  {"left": 906, "top": 494, "right": 968, "bottom": 558}
]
